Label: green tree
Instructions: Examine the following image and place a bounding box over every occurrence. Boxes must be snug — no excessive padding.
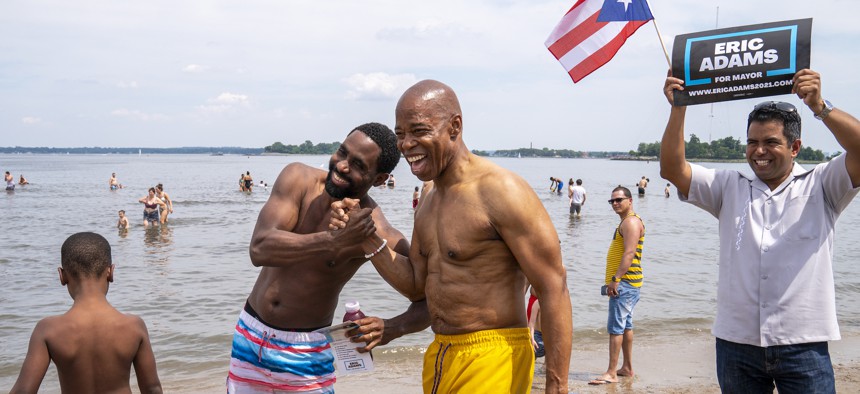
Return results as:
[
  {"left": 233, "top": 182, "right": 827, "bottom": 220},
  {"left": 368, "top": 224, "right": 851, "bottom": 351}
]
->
[
  {"left": 797, "top": 146, "right": 825, "bottom": 161},
  {"left": 686, "top": 134, "right": 706, "bottom": 158},
  {"left": 265, "top": 142, "right": 287, "bottom": 153}
]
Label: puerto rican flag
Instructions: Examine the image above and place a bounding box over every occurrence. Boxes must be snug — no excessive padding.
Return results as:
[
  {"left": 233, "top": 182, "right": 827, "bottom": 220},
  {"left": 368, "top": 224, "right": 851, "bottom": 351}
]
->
[{"left": 546, "top": 0, "right": 654, "bottom": 83}]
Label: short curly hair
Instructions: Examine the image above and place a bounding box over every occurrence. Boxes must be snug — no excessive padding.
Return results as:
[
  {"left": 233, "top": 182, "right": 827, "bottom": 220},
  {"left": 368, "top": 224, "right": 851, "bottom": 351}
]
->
[
  {"left": 349, "top": 122, "right": 399, "bottom": 174},
  {"left": 61, "top": 232, "right": 112, "bottom": 278}
]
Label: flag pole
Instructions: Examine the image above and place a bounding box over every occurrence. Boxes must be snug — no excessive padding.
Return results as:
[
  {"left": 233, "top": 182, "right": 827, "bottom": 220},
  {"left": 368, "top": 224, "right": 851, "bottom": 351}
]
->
[
  {"left": 646, "top": 0, "right": 672, "bottom": 68},
  {"left": 651, "top": 19, "right": 671, "bottom": 68}
]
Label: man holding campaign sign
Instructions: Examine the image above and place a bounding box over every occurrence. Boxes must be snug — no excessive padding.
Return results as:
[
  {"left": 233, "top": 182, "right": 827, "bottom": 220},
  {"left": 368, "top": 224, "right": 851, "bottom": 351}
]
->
[{"left": 661, "top": 64, "right": 860, "bottom": 393}]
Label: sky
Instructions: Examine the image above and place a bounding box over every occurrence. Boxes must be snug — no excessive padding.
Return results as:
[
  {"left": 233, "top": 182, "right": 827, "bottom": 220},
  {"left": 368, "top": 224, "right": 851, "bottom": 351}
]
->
[{"left": 2, "top": 0, "right": 859, "bottom": 153}]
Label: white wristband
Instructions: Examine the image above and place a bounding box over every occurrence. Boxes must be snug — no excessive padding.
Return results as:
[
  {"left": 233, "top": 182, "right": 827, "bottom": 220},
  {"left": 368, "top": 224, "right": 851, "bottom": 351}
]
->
[{"left": 364, "top": 238, "right": 388, "bottom": 259}]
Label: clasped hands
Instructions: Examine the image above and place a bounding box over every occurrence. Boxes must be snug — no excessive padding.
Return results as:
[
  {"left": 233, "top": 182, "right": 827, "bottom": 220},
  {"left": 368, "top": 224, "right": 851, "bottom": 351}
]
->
[{"left": 328, "top": 198, "right": 377, "bottom": 245}]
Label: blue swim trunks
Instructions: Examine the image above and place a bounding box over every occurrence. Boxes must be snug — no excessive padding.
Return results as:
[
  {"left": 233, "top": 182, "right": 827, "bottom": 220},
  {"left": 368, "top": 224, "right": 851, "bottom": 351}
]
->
[
  {"left": 607, "top": 282, "right": 640, "bottom": 335},
  {"left": 227, "top": 303, "right": 336, "bottom": 394}
]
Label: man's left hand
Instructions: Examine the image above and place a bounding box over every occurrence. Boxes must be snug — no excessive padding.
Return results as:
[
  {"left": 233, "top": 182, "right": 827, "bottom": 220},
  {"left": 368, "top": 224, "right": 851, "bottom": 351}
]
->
[
  {"left": 792, "top": 69, "right": 824, "bottom": 114},
  {"left": 607, "top": 281, "right": 620, "bottom": 297},
  {"left": 346, "top": 316, "right": 386, "bottom": 352}
]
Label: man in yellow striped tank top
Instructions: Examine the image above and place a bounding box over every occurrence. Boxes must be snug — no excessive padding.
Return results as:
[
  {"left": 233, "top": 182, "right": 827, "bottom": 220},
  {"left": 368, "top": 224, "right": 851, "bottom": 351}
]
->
[{"left": 589, "top": 186, "right": 644, "bottom": 386}]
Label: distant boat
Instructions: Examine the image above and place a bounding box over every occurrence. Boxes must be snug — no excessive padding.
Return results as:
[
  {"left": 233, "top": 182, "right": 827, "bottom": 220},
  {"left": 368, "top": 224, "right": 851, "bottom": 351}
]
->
[
  {"left": 211, "top": 152, "right": 224, "bottom": 156},
  {"left": 517, "top": 153, "right": 522, "bottom": 158},
  {"left": 138, "top": 149, "right": 142, "bottom": 157}
]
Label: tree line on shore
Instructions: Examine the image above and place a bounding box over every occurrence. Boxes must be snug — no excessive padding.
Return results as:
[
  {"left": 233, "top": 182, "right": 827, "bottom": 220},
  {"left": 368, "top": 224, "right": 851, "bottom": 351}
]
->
[
  {"left": 631, "top": 134, "right": 833, "bottom": 161},
  {"left": 264, "top": 140, "right": 340, "bottom": 154},
  {"left": 3, "top": 135, "right": 835, "bottom": 162},
  {"left": 0, "top": 146, "right": 262, "bottom": 155}
]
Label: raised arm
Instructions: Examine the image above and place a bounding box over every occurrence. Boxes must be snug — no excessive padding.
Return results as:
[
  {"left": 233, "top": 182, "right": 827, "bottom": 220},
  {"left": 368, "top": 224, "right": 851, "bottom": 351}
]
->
[
  {"left": 659, "top": 72, "right": 693, "bottom": 197},
  {"left": 10, "top": 320, "right": 51, "bottom": 394},
  {"left": 495, "top": 175, "right": 571, "bottom": 394},
  {"left": 249, "top": 163, "right": 374, "bottom": 268},
  {"left": 132, "top": 317, "right": 162, "bottom": 394},
  {"left": 369, "top": 204, "right": 426, "bottom": 301},
  {"left": 793, "top": 69, "right": 860, "bottom": 187},
  {"left": 375, "top": 191, "right": 426, "bottom": 299},
  {"left": 330, "top": 198, "right": 427, "bottom": 301},
  {"left": 357, "top": 232, "right": 425, "bottom": 301}
]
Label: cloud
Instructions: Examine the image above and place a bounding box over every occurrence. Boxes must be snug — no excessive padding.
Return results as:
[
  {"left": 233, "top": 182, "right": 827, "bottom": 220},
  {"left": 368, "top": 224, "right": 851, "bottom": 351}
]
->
[
  {"left": 116, "top": 81, "right": 139, "bottom": 89},
  {"left": 182, "top": 64, "right": 209, "bottom": 73},
  {"left": 21, "top": 117, "right": 42, "bottom": 124},
  {"left": 344, "top": 72, "right": 418, "bottom": 100},
  {"left": 111, "top": 108, "right": 168, "bottom": 121},
  {"left": 377, "top": 19, "right": 476, "bottom": 41},
  {"left": 197, "top": 92, "right": 251, "bottom": 113}
]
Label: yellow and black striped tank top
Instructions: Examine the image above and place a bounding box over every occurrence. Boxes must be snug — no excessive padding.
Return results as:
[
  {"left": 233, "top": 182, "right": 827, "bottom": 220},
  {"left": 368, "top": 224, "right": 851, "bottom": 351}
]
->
[{"left": 604, "top": 213, "right": 644, "bottom": 287}]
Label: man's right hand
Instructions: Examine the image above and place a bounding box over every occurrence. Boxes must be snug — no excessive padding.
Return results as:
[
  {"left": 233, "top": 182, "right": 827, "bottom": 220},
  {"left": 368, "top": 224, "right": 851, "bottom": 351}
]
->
[
  {"left": 330, "top": 205, "right": 376, "bottom": 248},
  {"left": 329, "top": 198, "right": 360, "bottom": 230},
  {"left": 664, "top": 70, "right": 685, "bottom": 106}
]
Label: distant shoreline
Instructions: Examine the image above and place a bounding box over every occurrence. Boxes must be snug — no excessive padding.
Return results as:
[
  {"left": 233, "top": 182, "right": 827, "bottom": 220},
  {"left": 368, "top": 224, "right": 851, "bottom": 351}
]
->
[
  {"left": 0, "top": 147, "right": 263, "bottom": 155},
  {"left": 0, "top": 150, "right": 830, "bottom": 164}
]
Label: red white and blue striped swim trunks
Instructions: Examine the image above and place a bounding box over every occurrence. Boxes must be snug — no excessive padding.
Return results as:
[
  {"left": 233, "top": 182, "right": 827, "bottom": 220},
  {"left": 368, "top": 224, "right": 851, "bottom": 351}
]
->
[{"left": 227, "top": 304, "right": 336, "bottom": 393}]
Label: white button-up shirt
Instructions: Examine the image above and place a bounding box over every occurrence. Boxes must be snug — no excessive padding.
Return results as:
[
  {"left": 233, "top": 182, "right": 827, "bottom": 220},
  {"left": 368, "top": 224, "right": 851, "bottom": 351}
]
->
[{"left": 682, "top": 154, "right": 859, "bottom": 347}]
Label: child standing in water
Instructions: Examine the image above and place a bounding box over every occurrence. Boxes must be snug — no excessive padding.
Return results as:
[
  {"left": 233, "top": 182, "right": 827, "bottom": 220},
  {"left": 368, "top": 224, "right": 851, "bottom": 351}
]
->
[
  {"left": 117, "top": 210, "right": 130, "bottom": 230},
  {"left": 11, "top": 232, "right": 162, "bottom": 394}
]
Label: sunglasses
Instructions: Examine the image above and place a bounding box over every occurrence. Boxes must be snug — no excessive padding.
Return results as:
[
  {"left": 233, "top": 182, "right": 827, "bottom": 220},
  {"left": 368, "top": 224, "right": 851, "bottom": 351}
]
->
[
  {"left": 752, "top": 101, "right": 798, "bottom": 114},
  {"left": 607, "top": 197, "right": 628, "bottom": 204}
]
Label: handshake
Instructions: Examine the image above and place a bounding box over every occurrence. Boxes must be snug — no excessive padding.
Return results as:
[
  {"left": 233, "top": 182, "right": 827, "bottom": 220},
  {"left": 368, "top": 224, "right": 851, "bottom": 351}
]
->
[
  {"left": 328, "top": 198, "right": 383, "bottom": 257},
  {"left": 328, "top": 198, "right": 371, "bottom": 231}
]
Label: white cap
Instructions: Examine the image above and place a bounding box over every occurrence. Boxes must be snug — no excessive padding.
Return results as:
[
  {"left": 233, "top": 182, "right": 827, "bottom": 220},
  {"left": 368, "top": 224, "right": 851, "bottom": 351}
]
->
[{"left": 344, "top": 301, "right": 361, "bottom": 313}]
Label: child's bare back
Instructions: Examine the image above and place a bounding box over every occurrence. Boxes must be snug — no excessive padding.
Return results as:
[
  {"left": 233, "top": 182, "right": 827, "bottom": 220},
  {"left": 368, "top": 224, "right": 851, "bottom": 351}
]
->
[{"left": 11, "top": 232, "right": 161, "bottom": 394}]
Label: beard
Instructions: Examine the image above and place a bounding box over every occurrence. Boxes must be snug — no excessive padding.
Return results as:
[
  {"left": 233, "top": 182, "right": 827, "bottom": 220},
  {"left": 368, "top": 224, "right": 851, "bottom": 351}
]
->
[{"left": 324, "top": 165, "right": 358, "bottom": 199}]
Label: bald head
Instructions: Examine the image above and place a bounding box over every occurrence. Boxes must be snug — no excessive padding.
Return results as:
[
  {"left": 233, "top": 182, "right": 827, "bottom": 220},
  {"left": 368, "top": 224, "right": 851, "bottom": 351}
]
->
[
  {"left": 395, "top": 80, "right": 468, "bottom": 182},
  {"left": 397, "top": 80, "right": 462, "bottom": 121}
]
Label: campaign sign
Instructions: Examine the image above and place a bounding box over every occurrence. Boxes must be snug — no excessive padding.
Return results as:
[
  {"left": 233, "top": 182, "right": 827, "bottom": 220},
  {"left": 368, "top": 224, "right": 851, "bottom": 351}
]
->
[{"left": 671, "top": 18, "right": 811, "bottom": 106}]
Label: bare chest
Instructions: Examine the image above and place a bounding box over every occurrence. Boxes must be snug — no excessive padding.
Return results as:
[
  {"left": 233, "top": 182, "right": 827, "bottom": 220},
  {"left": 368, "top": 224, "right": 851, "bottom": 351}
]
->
[{"left": 415, "top": 192, "right": 501, "bottom": 262}]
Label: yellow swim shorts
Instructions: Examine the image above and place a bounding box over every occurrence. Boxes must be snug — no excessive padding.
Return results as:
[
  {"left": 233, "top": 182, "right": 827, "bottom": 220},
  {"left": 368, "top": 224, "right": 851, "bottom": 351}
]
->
[{"left": 422, "top": 327, "right": 534, "bottom": 394}]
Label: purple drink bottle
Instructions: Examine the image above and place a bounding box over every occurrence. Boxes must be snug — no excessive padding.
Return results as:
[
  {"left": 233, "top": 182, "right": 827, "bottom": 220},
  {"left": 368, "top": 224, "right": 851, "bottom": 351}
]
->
[
  {"left": 343, "top": 301, "right": 366, "bottom": 322},
  {"left": 343, "top": 300, "right": 373, "bottom": 359}
]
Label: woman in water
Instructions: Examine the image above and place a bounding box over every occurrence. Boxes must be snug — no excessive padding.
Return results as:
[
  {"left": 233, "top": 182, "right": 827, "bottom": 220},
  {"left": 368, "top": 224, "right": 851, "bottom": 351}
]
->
[
  {"left": 138, "top": 187, "right": 166, "bottom": 228},
  {"left": 156, "top": 183, "right": 174, "bottom": 224}
]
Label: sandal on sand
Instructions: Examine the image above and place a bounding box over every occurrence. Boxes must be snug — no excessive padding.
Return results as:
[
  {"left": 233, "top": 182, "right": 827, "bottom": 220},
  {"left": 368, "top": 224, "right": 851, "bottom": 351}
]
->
[{"left": 588, "top": 379, "right": 616, "bottom": 385}]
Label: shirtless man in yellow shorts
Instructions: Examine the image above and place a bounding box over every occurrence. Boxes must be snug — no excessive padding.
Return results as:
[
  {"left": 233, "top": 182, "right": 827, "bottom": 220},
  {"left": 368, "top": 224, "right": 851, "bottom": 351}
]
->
[{"left": 333, "top": 81, "right": 572, "bottom": 393}]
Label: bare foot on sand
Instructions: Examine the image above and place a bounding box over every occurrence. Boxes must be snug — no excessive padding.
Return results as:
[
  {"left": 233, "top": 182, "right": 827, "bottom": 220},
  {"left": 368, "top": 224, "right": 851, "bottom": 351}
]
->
[
  {"left": 617, "top": 368, "right": 635, "bottom": 377},
  {"left": 588, "top": 374, "right": 618, "bottom": 385}
]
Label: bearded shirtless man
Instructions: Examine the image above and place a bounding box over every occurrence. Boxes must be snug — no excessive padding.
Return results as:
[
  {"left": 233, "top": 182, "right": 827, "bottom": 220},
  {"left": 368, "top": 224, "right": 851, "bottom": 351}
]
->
[{"left": 228, "top": 122, "right": 429, "bottom": 394}]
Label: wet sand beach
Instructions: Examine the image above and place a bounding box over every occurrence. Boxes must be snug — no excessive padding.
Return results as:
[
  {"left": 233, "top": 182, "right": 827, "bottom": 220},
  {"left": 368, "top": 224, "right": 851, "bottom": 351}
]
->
[{"left": 158, "top": 334, "right": 860, "bottom": 393}]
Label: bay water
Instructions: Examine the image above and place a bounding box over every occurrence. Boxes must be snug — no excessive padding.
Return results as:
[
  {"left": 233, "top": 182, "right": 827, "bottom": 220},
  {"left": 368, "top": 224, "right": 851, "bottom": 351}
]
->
[{"left": 1, "top": 154, "right": 858, "bottom": 392}]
